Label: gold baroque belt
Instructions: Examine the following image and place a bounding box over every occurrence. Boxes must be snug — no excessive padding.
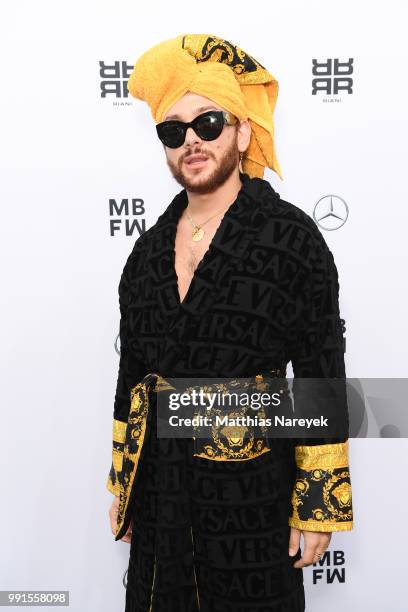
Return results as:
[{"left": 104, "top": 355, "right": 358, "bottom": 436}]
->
[{"left": 109, "top": 368, "right": 286, "bottom": 540}]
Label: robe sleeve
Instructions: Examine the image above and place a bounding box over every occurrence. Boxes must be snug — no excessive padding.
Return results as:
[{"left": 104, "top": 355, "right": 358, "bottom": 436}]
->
[
  {"left": 288, "top": 232, "right": 353, "bottom": 532},
  {"left": 106, "top": 248, "right": 147, "bottom": 496}
]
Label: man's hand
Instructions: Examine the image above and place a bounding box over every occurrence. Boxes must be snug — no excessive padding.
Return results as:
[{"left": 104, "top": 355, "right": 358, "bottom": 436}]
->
[
  {"left": 289, "top": 527, "right": 331, "bottom": 568},
  {"left": 109, "top": 496, "right": 133, "bottom": 543}
]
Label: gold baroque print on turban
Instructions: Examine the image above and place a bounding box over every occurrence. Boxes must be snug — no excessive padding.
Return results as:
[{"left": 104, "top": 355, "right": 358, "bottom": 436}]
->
[{"left": 182, "top": 34, "right": 267, "bottom": 80}]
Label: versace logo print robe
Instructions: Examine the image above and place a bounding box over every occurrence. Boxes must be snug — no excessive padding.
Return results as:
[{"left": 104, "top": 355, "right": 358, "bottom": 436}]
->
[{"left": 106, "top": 172, "right": 353, "bottom": 612}]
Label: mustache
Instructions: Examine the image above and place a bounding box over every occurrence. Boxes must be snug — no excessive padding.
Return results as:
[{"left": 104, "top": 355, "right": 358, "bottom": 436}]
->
[{"left": 181, "top": 150, "right": 212, "bottom": 163}]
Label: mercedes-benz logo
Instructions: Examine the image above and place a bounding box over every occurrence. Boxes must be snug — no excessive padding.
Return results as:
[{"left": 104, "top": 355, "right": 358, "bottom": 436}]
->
[{"left": 313, "top": 195, "right": 349, "bottom": 230}]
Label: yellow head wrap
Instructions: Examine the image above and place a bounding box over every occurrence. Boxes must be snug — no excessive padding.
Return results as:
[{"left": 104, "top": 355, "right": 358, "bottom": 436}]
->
[{"left": 127, "top": 34, "right": 283, "bottom": 180}]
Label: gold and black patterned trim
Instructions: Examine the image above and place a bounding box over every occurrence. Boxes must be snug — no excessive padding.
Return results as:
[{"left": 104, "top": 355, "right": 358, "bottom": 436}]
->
[
  {"left": 114, "top": 381, "right": 152, "bottom": 539},
  {"left": 289, "top": 441, "right": 353, "bottom": 532},
  {"left": 193, "top": 437, "right": 272, "bottom": 461},
  {"left": 188, "top": 370, "right": 284, "bottom": 461},
  {"left": 110, "top": 373, "right": 176, "bottom": 541},
  {"left": 181, "top": 34, "right": 271, "bottom": 85},
  {"left": 106, "top": 418, "right": 127, "bottom": 496}
]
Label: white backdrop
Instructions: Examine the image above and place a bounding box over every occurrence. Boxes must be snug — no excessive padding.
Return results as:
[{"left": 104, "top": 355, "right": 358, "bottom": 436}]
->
[{"left": 1, "top": 1, "right": 407, "bottom": 610}]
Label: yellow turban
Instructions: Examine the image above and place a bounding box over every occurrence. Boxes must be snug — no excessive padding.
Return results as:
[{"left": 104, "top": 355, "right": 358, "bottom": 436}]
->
[{"left": 127, "top": 34, "right": 283, "bottom": 180}]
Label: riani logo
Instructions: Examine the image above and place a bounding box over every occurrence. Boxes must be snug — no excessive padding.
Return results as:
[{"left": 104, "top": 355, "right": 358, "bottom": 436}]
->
[
  {"left": 312, "top": 59, "right": 354, "bottom": 100},
  {"left": 99, "top": 61, "right": 134, "bottom": 104},
  {"left": 312, "top": 549, "right": 347, "bottom": 584},
  {"left": 109, "top": 197, "right": 146, "bottom": 237}
]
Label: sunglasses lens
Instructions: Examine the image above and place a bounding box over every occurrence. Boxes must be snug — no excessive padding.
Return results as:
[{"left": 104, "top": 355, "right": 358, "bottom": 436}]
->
[
  {"left": 195, "top": 113, "right": 223, "bottom": 140},
  {"left": 156, "top": 111, "right": 227, "bottom": 147},
  {"left": 157, "top": 124, "right": 185, "bottom": 148}
]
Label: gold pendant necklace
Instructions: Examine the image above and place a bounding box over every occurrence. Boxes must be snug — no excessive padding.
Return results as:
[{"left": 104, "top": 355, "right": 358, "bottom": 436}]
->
[
  {"left": 192, "top": 226, "right": 205, "bottom": 242},
  {"left": 186, "top": 199, "right": 235, "bottom": 242}
]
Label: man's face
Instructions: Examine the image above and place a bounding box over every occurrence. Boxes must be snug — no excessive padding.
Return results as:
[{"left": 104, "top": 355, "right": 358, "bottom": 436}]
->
[{"left": 161, "top": 92, "right": 240, "bottom": 194}]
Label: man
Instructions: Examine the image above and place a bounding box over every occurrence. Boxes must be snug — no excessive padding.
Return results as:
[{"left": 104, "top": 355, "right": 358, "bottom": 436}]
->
[{"left": 107, "top": 34, "right": 353, "bottom": 612}]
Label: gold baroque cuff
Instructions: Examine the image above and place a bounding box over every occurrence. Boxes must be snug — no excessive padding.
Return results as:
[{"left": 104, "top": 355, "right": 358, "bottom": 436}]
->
[
  {"left": 289, "top": 441, "right": 353, "bottom": 532},
  {"left": 106, "top": 418, "right": 127, "bottom": 496}
]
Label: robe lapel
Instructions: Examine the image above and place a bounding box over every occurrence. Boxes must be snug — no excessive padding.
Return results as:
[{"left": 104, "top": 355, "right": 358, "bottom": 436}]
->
[{"left": 145, "top": 172, "right": 281, "bottom": 368}]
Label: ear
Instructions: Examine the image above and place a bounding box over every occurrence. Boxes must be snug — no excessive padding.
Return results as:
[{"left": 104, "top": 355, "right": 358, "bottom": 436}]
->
[{"left": 237, "top": 119, "right": 252, "bottom": 154}]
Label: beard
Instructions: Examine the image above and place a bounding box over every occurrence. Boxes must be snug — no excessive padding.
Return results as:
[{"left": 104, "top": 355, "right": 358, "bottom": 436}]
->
[{"left": 166, "top": 133, "right": 239, "bottom": 194}]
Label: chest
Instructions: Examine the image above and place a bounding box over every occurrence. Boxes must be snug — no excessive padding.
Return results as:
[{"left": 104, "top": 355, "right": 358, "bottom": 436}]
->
[
  {"left": 127, "top": 205, "right": 310, "bottom": 375},
  {"left": 174, "top": 215, "right": 225, "bottom": 304},
  {"left": 131, "top": 238, "right": 296, "bottom": 375},
  {"left": 134, "top": 225, "right": 299, "bottom": 341}
]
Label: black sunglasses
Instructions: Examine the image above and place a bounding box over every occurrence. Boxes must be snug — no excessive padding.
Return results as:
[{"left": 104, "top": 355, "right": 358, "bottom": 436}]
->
[{"left": 156, "top": 110, "right": 239, "bottom": 148}]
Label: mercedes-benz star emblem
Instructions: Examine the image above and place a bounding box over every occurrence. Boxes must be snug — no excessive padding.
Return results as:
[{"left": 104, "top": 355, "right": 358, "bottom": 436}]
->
[{"left": 313, "top": 195, "right": 349, "bottom": 230}]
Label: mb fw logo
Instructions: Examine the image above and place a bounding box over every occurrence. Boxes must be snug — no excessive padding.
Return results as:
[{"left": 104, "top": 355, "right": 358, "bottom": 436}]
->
[
  {"left": 312, "top": 549, "right": 347, "bottom": 584},
  {"left": 109, "top": 197, "right": 146, "bottom": 237}
]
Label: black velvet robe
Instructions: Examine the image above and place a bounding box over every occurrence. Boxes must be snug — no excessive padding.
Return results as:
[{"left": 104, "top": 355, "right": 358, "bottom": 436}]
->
[{"left": 107, "top": 172, "right": 353, "bottom": 612}]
